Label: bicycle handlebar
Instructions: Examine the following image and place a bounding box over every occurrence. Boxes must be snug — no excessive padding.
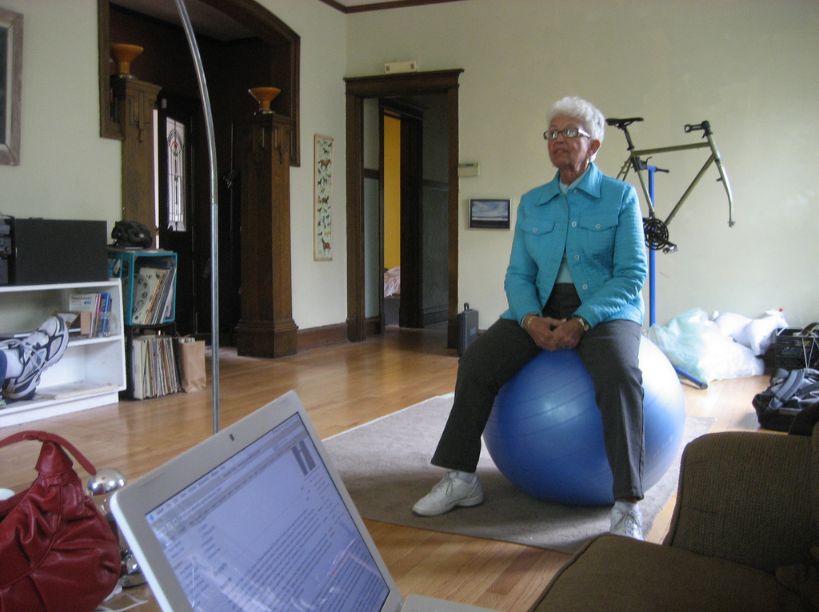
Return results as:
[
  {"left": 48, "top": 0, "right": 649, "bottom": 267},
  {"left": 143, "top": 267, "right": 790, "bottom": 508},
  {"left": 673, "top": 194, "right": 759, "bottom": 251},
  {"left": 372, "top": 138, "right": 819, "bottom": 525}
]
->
[{"left": 684, "top": 121, "right": 712, "bottom": 136}]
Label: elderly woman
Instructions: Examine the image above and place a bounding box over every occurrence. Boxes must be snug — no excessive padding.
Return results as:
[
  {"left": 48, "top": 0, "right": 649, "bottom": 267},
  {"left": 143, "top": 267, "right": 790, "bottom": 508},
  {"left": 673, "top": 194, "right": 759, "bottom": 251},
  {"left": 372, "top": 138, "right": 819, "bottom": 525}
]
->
[{"left": 413, "top": 96, "right": 648, "bottom": 540}]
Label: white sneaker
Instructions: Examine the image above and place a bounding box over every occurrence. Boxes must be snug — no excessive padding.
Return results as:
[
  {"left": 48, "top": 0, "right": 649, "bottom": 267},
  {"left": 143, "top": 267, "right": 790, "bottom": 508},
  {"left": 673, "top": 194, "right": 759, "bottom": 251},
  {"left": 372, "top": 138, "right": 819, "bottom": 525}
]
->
[
  {"left": 1, "top": 315, "right": 70, "bottom": 401},
  {"left": 610, "top": 504, "right": 643, "bottom": 540},
  {"left": 412, "top": 471, "right": 483, "bottom": 516}
]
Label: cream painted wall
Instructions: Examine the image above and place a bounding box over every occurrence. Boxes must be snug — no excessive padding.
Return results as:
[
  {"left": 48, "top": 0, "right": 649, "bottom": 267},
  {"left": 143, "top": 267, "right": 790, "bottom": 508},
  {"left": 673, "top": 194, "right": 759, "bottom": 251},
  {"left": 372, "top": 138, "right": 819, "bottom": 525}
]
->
[
  {"left": 7, "top": 0, "right": 817, "bottom": 337},
  {"left": 348, "top": 0, "right": 819, "bottom": 328},
  {"left": 1, "top": 0, "right": 348, "bottom": 331},
  {"left": 0, "top": 0, "right": 122, "bottom": 226},
  {"left": 256, "top": 0, "right": 348, "bottom": 330}
]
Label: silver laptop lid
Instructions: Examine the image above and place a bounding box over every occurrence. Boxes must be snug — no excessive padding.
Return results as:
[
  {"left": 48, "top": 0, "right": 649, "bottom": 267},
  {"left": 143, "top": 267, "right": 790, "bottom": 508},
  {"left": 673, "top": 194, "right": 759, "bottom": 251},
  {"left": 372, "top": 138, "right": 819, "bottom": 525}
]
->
[{"left": 111, "top": 391, "right": 404, "bottom": 612}]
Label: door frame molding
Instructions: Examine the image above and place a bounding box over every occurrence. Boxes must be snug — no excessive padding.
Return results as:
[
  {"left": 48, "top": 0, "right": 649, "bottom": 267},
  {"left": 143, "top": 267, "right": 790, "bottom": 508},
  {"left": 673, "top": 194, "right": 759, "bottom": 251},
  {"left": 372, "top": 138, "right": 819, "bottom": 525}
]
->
[{"left": 344, "top": 69, "right": 463, "bottom": 347}]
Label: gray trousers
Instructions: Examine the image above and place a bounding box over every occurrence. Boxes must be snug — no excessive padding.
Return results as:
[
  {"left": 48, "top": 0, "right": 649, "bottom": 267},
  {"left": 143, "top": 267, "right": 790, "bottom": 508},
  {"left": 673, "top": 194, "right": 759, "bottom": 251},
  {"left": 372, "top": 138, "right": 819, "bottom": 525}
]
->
[{"left": 432, "top": 285, "right": 646, "bottom": 501}]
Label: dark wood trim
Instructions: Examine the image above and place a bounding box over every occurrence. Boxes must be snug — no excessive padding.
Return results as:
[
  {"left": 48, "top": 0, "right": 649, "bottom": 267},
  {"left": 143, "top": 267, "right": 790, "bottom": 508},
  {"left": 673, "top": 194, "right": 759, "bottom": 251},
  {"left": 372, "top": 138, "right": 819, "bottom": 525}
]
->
[
  {"left": 345, "top": 69, "right": 463, "bottom": 347},
  {"left": 345, "top": 69, "right": 464, "bottom": 98},
  {"left": 316, "top": 0, "right": 349, "bottom": 11},
  {"left": 98, "top": 0, "right": 122, "bottom": 140},
  {"left": 295, "top": 316, "right": 382, "bottom": 351},
  {"left": 445, "top": 85, "right": 460, "bottom": 349},
  {"left": 346, "top": 92, "right": 367, "bottom": 342},
  {"left": 317, "top": 0, "right": 467, "bottom": 14},
  {"left": 296, "top": 322, "right": 348, "bottom": 350},
  {"left": 99, "top": 0, "right": 301, "bottom": 165},
  {"left": 234, "top": 114, "right": 298, "bottom": 358},
  {"left": 113, "top": 77, "right": 162, "bottom": 227}
]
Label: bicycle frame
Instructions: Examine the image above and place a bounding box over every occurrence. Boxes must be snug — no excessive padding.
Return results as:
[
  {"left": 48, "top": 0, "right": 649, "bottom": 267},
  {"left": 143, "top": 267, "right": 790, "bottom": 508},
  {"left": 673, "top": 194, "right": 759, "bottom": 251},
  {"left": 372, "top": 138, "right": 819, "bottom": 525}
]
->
[{"left": 613, "top": 120, "right": 735, "bottom": 228}]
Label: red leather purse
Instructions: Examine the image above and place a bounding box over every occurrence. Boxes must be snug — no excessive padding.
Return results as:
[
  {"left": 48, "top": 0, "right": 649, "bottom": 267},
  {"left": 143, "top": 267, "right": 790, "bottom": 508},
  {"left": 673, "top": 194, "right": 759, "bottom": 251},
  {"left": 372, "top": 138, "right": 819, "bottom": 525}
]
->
[{"left": 0, "top": 431, "right": 121, "bottom": 612}]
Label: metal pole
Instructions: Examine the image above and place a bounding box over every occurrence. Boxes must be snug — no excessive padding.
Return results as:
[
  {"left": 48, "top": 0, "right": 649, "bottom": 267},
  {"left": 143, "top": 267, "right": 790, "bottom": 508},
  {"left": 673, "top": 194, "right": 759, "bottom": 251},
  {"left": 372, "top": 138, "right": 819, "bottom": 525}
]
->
[
  {"left": 172, "top": 0, "right": 221, "bottom": 433},
  {"left": 647, "top": 167, "right": 657, "bottom": 327},
  {"left": 648, "top": 165, "right": 708, "bottom": 390}
]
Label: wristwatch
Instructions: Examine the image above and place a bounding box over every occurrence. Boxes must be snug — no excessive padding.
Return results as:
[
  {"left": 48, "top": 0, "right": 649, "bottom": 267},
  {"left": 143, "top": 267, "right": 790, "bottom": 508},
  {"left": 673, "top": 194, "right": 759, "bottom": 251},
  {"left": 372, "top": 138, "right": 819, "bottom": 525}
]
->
[{"left": 573, "top": 316, "right": 590, "bottom": 332}]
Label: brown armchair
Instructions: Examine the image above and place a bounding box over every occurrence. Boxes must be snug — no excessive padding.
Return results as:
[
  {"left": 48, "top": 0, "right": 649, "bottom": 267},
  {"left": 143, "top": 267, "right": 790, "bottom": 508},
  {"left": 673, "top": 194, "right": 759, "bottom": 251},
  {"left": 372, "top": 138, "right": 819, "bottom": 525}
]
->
[{"left": 530, "top": 424, "right": 818, "bottom": 611}]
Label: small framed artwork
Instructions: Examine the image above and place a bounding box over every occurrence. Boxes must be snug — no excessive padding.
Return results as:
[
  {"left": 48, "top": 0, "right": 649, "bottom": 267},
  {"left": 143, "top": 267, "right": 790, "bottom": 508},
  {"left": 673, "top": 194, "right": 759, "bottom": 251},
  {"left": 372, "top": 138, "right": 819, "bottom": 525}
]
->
[
  {"left": 314, "top": 134, "right": 333, "bottom": 260},
  {"left": 469, "top": 199, "right": 510, "bottom": 229},
  {"left": 0, "top": 8, "right": 23, "bottom": 166}
]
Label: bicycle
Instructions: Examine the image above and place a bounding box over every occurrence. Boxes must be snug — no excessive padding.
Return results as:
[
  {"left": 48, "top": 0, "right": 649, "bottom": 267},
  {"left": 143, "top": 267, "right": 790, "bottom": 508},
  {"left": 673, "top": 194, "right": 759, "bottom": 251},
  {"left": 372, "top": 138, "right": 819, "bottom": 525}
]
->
[
  {"left": 608, "top": 117, "right": 735, "bottom": 253},
  {"left": 608, "top": 117, "right": 735, "bottom": 389}
]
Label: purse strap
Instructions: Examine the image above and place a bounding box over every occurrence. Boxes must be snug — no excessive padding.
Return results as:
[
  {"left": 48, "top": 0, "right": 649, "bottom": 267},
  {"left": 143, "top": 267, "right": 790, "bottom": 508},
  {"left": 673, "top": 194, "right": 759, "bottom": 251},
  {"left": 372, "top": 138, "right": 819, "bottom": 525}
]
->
[{"left": 0, "top": 431, "right": 97, "bottom": 475}]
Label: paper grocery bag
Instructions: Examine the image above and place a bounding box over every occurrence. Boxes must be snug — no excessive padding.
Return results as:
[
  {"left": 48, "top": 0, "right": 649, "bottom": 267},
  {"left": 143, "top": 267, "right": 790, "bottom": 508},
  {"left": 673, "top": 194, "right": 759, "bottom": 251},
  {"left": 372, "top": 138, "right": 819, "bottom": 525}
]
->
[{"left": 178, "top": 337, "right": 206, "bottom": 393}]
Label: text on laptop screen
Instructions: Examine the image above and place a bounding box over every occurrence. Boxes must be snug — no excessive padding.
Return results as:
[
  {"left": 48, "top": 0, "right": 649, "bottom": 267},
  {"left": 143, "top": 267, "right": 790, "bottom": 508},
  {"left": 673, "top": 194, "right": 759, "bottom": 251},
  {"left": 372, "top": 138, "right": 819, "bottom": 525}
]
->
[{"left": 145, "top": 413, "right": 390, "bottom": 612}]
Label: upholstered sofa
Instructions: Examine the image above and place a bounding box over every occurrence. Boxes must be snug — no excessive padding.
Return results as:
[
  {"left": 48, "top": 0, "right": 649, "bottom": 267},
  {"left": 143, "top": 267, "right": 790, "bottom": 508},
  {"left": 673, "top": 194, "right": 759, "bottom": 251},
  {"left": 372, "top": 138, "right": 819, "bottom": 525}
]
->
[{"left": 529, "top": 423, "right": 818, "bottom": 611}]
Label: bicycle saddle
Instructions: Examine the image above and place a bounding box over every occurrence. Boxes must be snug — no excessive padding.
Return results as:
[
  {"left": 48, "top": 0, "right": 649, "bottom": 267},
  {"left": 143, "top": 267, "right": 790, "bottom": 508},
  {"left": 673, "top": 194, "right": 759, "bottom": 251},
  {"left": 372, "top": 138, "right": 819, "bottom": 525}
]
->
[{"left": 606, "top": 117, "right": 643, "bottom": 128}]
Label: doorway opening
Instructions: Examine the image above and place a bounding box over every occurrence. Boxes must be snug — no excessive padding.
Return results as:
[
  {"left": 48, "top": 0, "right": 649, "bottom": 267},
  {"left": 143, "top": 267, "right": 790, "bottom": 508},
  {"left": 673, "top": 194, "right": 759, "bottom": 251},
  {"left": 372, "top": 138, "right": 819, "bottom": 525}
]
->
[
  {"left": 345, "top": 70, "right": 463, "bottom": 349},
  {"left": 378, "top": 98, "right": 449, "bottom": 331}
]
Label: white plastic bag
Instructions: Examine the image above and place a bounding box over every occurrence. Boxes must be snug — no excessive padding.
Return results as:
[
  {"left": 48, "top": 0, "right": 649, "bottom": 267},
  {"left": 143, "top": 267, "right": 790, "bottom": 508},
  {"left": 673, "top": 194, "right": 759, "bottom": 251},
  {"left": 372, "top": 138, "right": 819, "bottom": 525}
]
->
[
  {"left": 649, "top": 309, "right": 765, "bottom": 382},
  {"left": 735, "top": 310, "right": 788, "bottom": 356}
]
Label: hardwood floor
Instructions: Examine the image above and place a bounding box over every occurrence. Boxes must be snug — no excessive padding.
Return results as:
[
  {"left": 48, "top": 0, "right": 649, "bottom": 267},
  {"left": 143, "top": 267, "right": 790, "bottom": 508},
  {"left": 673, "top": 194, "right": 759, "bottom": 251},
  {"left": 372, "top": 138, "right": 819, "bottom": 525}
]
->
[{"left": 0, "top": 326, "right": 771, "bottom": 611}]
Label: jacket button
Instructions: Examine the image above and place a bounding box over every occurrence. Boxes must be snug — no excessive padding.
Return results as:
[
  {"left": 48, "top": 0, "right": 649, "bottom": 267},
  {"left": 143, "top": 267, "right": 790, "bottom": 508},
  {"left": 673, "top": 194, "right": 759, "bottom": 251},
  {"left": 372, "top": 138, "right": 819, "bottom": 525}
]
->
[
  {"left": 533, "top": 227, "right": 538, "bottom": 233},
  {"left": 571, "top": 221, "right": 577, "bottom": 227},
  {"left": 595, "top": 223, "right": 602, "bottom": 229},
  {"left": 574, "top": 254, "right": 580, "bottom": 260},
  {"left": 583, "top": 284, "right": 589, "bottom": 290}
]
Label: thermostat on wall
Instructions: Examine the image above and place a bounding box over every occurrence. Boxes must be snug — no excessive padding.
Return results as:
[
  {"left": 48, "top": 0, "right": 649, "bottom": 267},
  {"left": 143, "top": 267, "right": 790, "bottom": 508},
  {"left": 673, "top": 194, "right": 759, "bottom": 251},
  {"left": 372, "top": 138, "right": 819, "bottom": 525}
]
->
[{"left": 458, "top": 162, "right": 480, "bottom": 177}]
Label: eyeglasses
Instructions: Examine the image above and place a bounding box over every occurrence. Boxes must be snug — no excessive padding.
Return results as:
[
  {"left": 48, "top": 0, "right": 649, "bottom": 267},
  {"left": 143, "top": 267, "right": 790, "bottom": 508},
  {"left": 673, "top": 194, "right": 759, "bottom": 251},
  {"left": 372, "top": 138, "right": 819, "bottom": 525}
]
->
[{"left": 543, "top": 127, "right": 592, "bottom": 141}]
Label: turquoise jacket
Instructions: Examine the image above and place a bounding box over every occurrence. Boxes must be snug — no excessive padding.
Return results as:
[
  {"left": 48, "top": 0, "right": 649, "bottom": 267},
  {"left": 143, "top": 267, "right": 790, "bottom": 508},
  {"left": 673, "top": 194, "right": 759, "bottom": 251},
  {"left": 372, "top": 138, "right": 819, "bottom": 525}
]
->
[{"left": 500, "top": 163, "right": 647, "bottom": 329}]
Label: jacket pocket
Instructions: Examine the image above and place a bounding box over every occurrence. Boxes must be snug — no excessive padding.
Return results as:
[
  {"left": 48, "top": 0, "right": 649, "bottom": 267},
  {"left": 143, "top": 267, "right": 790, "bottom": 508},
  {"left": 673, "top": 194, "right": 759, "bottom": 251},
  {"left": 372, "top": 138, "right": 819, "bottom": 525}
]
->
[
  {"left": 579, "top": 212, "right": 618, "bottom": 263},
  {"left": 520, "top": 217, "right": 556, "bottom": 237}
]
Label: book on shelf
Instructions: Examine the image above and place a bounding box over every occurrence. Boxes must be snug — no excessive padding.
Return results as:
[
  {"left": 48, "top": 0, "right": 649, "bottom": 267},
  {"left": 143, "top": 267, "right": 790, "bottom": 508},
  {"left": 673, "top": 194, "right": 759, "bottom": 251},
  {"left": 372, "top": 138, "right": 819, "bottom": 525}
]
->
[
  {"left": 53, "top": 311, "right": 91, "bottom": 337},
  {"left": 68, "top": 291, "right": 114, "bottom": 338}
]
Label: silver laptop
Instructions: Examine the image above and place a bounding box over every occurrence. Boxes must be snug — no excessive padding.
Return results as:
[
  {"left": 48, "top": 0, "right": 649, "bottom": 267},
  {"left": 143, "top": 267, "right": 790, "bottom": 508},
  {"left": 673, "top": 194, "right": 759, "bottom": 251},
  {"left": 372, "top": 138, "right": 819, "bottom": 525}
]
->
[{"left": 111, "top": 391, "right": 498, "bottom": 612}]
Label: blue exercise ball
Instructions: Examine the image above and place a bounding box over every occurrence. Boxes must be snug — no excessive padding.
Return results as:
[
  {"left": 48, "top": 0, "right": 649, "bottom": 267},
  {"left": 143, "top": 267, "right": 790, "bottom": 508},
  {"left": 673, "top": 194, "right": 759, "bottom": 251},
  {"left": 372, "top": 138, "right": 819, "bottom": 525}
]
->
[{"left": 483, "top": 335, "right": 685, "bottom": 506}]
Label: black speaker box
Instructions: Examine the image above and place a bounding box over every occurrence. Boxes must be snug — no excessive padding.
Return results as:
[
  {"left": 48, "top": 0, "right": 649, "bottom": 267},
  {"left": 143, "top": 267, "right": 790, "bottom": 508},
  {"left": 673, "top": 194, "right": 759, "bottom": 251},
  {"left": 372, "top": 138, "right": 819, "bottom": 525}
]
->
[{"left": 10, "top": 218, "right": 109, "bottom": 285}]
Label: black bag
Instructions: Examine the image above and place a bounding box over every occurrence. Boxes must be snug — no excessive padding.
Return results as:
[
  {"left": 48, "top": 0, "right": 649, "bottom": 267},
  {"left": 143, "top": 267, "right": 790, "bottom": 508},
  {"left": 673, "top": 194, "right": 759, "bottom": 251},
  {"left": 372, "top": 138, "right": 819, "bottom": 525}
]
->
[
  {"left": 457, "top": 303, "right": 479, "bottom": 357},
  {"left": 752, "top": 368, "right": 819, "bottom": 432}
]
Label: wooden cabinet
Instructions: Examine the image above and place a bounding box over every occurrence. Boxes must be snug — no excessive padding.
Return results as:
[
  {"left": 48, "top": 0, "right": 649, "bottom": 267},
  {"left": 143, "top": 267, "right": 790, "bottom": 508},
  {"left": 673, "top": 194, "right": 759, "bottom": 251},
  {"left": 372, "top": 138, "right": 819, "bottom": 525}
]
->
[
  {"left": 0, "top": 280, "right": 127, "bottom": 427},
  {"left": 234, "top": 114, "right": 298, "bottom": 358}
]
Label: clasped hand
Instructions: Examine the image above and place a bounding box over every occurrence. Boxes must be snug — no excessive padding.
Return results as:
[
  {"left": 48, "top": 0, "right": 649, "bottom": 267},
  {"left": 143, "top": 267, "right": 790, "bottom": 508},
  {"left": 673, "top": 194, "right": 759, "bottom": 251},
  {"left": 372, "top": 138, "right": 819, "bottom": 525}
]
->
[{"left": 527, "top": 316, "right": 585, "bottom": 351}]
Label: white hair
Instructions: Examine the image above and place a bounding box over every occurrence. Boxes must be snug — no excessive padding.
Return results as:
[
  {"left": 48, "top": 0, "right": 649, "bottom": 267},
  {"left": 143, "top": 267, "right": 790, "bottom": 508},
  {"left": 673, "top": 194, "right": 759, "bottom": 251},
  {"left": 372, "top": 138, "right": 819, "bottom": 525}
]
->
[{"left": 546, "top": 96, "right": 606, "bottom": 145}]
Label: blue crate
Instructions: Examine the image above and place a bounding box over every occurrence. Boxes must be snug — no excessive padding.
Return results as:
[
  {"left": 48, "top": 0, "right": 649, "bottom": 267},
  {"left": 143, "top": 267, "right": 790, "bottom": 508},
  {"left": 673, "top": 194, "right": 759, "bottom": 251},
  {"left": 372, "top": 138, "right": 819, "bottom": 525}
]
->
[{"left": 108, "top": 249, "right": 177, "bottom": 326}]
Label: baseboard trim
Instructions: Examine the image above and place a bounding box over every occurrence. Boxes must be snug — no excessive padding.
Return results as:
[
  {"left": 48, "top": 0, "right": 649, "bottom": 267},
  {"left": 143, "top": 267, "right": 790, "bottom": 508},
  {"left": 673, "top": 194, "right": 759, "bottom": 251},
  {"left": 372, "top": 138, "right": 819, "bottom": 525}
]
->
[{"left": 293, "top": 316, "right": 384, "bottom": 351}]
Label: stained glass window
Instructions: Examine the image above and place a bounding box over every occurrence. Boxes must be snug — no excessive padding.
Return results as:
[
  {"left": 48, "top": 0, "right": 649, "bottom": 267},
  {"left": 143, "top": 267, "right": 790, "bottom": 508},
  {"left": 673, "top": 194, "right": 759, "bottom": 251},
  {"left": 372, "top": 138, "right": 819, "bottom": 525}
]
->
[{"left": 166, "top": 117, "right": 186, "bottom": 231}]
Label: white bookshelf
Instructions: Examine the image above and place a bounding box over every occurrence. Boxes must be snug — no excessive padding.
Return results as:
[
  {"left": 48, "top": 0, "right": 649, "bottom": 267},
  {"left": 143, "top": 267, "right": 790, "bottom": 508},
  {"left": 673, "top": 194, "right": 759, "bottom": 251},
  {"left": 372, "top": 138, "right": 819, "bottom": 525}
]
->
[{"left": 0, "top": 280, "right": 127, "bottom": 427}]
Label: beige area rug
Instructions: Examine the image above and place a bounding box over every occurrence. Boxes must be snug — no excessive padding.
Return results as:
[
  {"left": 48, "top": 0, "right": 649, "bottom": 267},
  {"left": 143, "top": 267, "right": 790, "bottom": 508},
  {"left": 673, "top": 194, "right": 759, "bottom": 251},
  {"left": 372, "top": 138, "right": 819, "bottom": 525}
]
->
[{"left": 324, "top": 394, "right": 713, "bottom": 554}]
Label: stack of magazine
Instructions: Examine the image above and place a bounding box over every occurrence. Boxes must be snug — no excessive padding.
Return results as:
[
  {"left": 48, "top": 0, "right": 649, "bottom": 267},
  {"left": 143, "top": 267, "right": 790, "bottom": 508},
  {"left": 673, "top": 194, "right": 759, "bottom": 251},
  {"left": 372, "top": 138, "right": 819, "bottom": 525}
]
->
[{"left": 131, "top": 335, "right": 181, "bottom": 399}]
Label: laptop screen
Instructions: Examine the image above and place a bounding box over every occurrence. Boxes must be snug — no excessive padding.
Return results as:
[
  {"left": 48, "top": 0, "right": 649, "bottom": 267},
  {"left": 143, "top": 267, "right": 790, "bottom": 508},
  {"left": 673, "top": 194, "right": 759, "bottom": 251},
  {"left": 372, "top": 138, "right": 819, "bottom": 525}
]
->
[{"left": 143, "top": 412, "right": 391, "bottom": 612}]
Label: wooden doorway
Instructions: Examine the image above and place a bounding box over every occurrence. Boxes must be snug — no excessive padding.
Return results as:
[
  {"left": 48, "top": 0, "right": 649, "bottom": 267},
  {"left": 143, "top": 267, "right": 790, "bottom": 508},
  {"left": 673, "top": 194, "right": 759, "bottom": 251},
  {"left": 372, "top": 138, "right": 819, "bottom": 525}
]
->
[{"left": 345, "top": 70, "right": 463, "bottom": 348}]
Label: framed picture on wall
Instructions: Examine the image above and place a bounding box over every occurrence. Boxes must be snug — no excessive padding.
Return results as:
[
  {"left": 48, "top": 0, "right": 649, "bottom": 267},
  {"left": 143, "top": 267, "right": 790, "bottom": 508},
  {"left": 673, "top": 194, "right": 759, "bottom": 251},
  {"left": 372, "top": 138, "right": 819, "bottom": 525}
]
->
[
  {"left": 314, "top": 134, "right": 333, "bottom": 260},
  {"left": 0, "top": 8, "right": 23, "bottom": 166},
  {"left": 469, "top": 199, "right": 510, "bottom": 229}
]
